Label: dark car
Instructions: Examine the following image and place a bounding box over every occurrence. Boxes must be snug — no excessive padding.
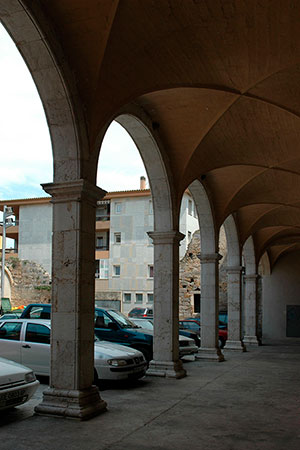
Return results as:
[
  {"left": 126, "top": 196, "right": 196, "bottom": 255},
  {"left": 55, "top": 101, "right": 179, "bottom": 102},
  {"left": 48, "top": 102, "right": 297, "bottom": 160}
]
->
[
  {"left": 128, "top": 306, "right": 154, "bottom": 319},
  {"left": 179, "top": 319, "right": 228, "bottom": 348}
]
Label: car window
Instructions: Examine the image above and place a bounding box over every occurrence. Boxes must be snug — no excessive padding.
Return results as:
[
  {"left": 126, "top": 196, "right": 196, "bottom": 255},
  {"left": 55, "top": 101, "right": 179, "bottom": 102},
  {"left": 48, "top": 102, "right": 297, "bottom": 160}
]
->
[
  {"left": 28, "top": 306, "right": 51, "bottom": 319},
  {"left": 94, "top": 310, "right": 114, "bottom": 328},
  {"left": 0, "top": 322, "right": 22, "bottom": 340},
  {"left": 25, "top": 323, "right": 50, "bottom": 344},
  {"left": 181, "top": 321, "right": 200, "bottom": 331}
]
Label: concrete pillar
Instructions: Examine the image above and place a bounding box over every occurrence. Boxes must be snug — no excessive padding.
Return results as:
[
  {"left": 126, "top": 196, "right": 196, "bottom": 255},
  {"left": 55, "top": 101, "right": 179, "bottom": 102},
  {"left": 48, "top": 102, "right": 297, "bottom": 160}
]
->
[
  {"left": 224, "top": 266, "right": 246, "bottom": 351},
  {"left": 196, "top": 253, "right": 224, "bottom": 362},
  {"left": 35, "top": 180, "right": 107, "bottom": 419},
  {"left": 243, "top": 274, "right": 259, "bottom": 346},
  {"left": 147, "top": 231, "right": 186, "bottom": 378}
]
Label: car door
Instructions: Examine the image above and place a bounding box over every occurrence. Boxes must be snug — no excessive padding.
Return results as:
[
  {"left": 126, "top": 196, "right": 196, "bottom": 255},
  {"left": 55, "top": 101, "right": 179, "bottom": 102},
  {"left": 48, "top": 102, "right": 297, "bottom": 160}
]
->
[
  {"left": 0, "top": 321, "right": 23, "bottom": 363},
  {"left": 94, "top": 310, "right": 124, "bottom": 344},
  {"left": 20, "top": 322, "right": 50, "bottom": 376}
]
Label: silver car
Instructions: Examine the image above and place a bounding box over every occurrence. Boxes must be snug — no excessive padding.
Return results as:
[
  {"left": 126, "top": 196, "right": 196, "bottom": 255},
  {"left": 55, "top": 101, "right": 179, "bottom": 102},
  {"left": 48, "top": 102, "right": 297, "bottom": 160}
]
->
[
  {"left": 0, "top": 356, "right": 39, "bottom": 411},
  {"left": 0, "top": 319, "right": 147, "bottom": 382}
]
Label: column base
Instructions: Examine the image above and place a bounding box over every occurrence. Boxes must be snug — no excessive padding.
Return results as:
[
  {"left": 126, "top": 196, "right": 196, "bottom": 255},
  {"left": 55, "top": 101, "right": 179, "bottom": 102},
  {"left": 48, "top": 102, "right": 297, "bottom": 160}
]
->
[
  {"left": 196, "top": 347, "right": 225, "bottom": 362},
  {"left": 224, "top": 340, "right": 247, "bottom": 352},
  {"left": 147, "top": 359, "right": 187, "bottom": 378},
  {"left": 243, "top": 335, "right": 259, "bottom": 346},
  {"left": 34, "top": 385, "right": 107, "bottom": 420}
]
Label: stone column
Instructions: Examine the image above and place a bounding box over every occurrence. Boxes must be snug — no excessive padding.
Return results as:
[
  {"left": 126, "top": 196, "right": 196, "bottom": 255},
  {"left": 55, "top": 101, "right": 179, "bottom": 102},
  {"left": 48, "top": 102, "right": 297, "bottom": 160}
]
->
[
  {"left": 243, "top": 274, "right": 259, "bottom": 346},
  {"left": 35, "top": 180, "right": 107, "bottom": 419},
  {"left": 147, "top": 231, "right": 186, "bottom": 378},
  {"left": 196, "top": 253, "right": 224, "bottom": 362},
  {"left": 224, "top": 266, "right": 246, "bottom": 351}
]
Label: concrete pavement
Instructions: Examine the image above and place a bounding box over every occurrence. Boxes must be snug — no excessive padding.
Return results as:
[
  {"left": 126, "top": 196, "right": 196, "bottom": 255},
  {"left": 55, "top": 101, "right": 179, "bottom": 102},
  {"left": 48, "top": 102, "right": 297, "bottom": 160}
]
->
[{"left": 1, "top": 343, "right": 300, "bottom": 450}]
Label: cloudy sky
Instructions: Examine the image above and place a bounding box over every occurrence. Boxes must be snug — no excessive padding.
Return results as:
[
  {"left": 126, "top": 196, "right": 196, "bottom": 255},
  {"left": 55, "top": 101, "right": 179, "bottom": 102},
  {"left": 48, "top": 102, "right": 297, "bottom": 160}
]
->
[{"left": 0, "top": 24, "right": 147, "bottom": 200}]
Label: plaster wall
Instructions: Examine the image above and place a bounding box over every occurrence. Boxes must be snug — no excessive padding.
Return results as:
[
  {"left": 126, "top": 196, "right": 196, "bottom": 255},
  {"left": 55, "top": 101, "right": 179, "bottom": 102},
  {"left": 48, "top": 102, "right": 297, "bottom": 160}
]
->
[
  {"left": 18, "top": 204, "right": 52, "bottom": 274},
  {"left": 109, "top": 195, "right": 154, "bottom": 313},
  {"left": 262, "top": 251, "right": 300, "bottom": 341},
  {"left": 179, "top": 195, "right": 199, "bottom": 259}
]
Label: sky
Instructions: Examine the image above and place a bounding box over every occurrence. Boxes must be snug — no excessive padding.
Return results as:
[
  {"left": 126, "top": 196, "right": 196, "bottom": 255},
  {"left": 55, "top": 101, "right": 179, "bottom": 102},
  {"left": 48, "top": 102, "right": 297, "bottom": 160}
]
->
[{"left": 0, "top": 23, "right": 147, "bottom": 200}]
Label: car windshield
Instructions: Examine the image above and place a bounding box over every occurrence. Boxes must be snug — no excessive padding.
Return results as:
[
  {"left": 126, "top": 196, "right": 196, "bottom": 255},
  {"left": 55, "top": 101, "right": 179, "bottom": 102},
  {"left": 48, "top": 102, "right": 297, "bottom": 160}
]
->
[{"left": 106, "top": 310, "right": 139, "bottom": 328}]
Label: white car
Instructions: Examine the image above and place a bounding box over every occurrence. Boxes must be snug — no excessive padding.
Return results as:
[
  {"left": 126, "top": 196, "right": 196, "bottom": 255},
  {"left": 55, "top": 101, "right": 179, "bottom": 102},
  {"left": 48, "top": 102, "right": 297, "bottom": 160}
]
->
[
  {"left": 0, "top": 319, "right": 147, "bottom": 382},
  {"left": 0, "top": 356, "right": 39, "bottom": 411},
  {"left": 129, "top": 318, "right": 199, "bottom": 356}
]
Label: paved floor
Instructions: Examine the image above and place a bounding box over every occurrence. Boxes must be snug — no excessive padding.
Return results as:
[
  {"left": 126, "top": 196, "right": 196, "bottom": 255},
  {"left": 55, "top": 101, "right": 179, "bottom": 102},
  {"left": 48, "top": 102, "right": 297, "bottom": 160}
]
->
[{"left": 1, "top": 343, "right": 300, "bottom": 450}]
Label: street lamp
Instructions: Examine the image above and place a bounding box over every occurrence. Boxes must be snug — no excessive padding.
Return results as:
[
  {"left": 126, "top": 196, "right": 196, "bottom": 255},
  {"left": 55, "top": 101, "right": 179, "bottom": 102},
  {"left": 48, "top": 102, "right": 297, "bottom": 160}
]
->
[{"left": 0, "top": 205, "right": 14, "bottom": 312}]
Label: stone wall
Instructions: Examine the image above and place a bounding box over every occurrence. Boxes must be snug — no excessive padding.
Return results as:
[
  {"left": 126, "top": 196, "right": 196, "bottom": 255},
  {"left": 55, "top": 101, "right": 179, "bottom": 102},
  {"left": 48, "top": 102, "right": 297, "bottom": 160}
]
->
[
  {"left": 5, "top": 256, "right": 51, "bottom": 308},
  {"left": 179, "top": 228, "right": 228, "bottom": 318}
]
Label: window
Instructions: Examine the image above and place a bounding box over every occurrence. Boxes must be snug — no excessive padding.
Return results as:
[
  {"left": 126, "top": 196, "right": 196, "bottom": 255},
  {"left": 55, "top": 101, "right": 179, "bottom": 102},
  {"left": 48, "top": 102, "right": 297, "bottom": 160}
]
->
[
  {"left": 135, "top": 293, "right": 143, "bottom": 303},
  {"left": 95, "top": 259, "right": 109, "bottom": 279},
  {"left": 148, "top": 265, "right": 154, "bottom": 278},
  {"left": 95, "top": 310, "right": 114, "bottom": 328},
  {"left": 147, "top": 293, "right": 153, "bottom": 304},
  {"left": 124, "top": 293, "right": 131, "bottom": 303},
  {"left": 188, "top": 199, "right": 193, "bottom": 215},
  {"left": 114, "top": 232, "right": 121, "bottom": 244},
  {"left": 25, "top": 323, "right": 50, "bottom": 344},
  {"left": 115, "top": 202, "right": 122, "bottom": 214},
  {"left": 113, "top": 265, "right": 121, "bottom": 276},
  {"left": 0, "top": 322, "right": 22, "bottom": 340},
  {"left": 96, "top": 236, "right": 103, "bottom": 248}
]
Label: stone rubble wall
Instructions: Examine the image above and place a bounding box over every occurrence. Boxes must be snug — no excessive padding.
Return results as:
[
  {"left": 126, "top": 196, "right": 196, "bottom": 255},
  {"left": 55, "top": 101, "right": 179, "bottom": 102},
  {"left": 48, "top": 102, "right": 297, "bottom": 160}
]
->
[
  {"left": 5, "top": 256, "right": 51, "bottom": 308},
  {"left": 179, "top": 228, "right": 228, "bottom": 318}
]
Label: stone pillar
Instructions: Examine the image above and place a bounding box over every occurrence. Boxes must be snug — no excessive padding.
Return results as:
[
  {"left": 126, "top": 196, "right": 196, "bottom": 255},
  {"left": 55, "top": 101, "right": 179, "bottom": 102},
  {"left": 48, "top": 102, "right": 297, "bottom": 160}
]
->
[
  {"left": 196, "top": 253, "right": 224, "bottom": 362},
  {"left": 243, "top": 274, "right": 259, "bottom": 346},
  {"left": 224, "top": 266, "right": 246, "bottom": 351},
  {"left": 35, "top": 180, "right": 107, "bottom": 419},
  {"left": 147, "top": 231, "right": 186, "bottom": 378}
]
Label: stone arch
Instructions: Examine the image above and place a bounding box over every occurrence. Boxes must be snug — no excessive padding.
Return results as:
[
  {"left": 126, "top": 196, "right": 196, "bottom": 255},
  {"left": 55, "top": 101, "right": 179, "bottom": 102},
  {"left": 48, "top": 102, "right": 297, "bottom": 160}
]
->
[
  {"left": 113, "top": 111, "right": 176, "bottom": 231},
  {"left": 259, "top": 251, "right": 271, "bottom": 276},
  {"left": 242, "top": 236, "right": 256, "bottom": 275},
  {"left": 223, "top": 215, "right": 241, "bottom": 267},
  {"left": 0, "top": 2, "right": 88, "bottom": 183},
  {"left": 188, "top": 179, "right": 217, "bottom": 253}
]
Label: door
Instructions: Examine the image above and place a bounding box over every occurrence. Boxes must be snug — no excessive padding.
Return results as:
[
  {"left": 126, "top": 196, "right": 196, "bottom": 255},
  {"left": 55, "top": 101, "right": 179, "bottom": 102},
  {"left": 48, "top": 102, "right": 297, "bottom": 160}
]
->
[
  {"left": 21, "top": 322, "right": 50, "bottom": 375},
  {"left": 0, "top": 321, "right": 22, "bottom": 363},
  {"left": 286, "top": 305, "right": 300, "bottom": 337}
]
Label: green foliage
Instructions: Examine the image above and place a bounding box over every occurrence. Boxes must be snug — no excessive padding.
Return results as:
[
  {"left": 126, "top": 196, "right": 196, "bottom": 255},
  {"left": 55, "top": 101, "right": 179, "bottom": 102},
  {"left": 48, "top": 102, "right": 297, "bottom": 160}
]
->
[{"left": 34, "top": 285, "right": 51, "bottom": 291}]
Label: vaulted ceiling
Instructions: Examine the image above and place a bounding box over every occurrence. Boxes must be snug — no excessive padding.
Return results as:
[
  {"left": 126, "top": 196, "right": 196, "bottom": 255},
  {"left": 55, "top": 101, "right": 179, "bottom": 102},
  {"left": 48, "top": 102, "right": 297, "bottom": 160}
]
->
[{"left": 11, "top": 0, "right": 300, "bottom": 266}]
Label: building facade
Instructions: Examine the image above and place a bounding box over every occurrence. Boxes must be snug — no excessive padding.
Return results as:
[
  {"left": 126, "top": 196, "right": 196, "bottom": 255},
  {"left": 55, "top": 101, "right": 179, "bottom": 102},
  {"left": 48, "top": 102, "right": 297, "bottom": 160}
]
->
[{"left": 0, "top": 182, "right": 199, "bottom": 314}]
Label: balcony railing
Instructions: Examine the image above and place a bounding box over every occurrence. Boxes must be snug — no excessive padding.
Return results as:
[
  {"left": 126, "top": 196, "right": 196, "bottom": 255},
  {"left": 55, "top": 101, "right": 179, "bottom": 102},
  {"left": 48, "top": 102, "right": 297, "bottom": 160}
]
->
[
  {"left": 96, "top": 215, "right": 110, "bottom": 221},
  {"left": 95, "top": 245, "right": 109, "bottom": 251}
]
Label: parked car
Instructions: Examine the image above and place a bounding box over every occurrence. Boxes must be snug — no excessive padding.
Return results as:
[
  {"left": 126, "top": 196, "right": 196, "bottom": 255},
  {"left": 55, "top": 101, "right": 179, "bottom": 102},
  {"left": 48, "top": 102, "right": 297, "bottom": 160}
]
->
[
  {"left": 128, "top": 306, "right": 154, "bottom": 319},
  {"left": 129, "top": 318, "right": 199, "bottom": 356},
  {"left": 179, "top": 319, "right": 228, "bottom": 348},
  {"left": 0, "top": 319, "right": 147, "bottom": 382},
  {"left": 0, "top": 356, "right": 39, "bottom": 411},
  {"left": 130, "top": 317, "right": 200, "bottom": 347},
  {"left": 20, "top": 304, "right": 51, "bottom": 319}
]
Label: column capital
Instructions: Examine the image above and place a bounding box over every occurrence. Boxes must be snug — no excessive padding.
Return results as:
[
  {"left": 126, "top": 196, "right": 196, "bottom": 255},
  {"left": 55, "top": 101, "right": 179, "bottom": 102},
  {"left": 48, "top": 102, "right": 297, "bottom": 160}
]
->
[
  {"left": 198, "top": 252, "right": 222, "bottom": 263},
  {"left": 147, "top": 230, "right": 185, "bottom": 244},
  {"left": 42, "top": 179, "right": 107, "bottom": 205},
  {"left": 226, "top": 265, "right": 243, "bottom": 274}
]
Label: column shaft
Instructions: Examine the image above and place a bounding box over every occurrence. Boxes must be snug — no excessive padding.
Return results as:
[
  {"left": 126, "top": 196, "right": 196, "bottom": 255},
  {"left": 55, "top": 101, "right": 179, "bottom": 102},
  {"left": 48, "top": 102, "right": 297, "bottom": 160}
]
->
[
  {"left": 224, "top": 266, "right": 246, "bottom": 351},
  {"left": 197, "top": 253, "right": 224, "bottom": 361},
  {"left": 243, "top": 274, "right": 259, "bottom": 346},
  {"left": 147, "top": 231, "right": 186, "bottom": 378},
  {"left": 35, "top": 180, "right": 107, "bottom": 419}
]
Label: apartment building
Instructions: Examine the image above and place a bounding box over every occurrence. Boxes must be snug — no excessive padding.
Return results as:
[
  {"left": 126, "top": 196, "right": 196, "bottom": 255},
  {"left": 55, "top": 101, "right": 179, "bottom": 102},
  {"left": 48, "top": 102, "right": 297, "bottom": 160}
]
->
[{"left": 0, "top": 179, "right": 199, "bottom": 313}]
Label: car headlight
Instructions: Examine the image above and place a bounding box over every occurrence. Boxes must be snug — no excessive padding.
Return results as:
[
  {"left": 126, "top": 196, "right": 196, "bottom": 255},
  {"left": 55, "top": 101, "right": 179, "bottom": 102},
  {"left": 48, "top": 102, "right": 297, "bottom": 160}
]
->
[
  {"left": 25, "top": 372, "right": 36, "bottom": 383},
  {"left": 107, "top": 359, "right": 128, "bottom": 367}
]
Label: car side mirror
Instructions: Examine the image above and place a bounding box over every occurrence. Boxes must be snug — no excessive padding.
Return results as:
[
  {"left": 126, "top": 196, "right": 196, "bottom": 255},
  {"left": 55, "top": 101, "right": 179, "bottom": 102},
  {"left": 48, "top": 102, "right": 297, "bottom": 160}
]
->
[{"left": 107, "top": 322, "right": 119, "bottom": 331}]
